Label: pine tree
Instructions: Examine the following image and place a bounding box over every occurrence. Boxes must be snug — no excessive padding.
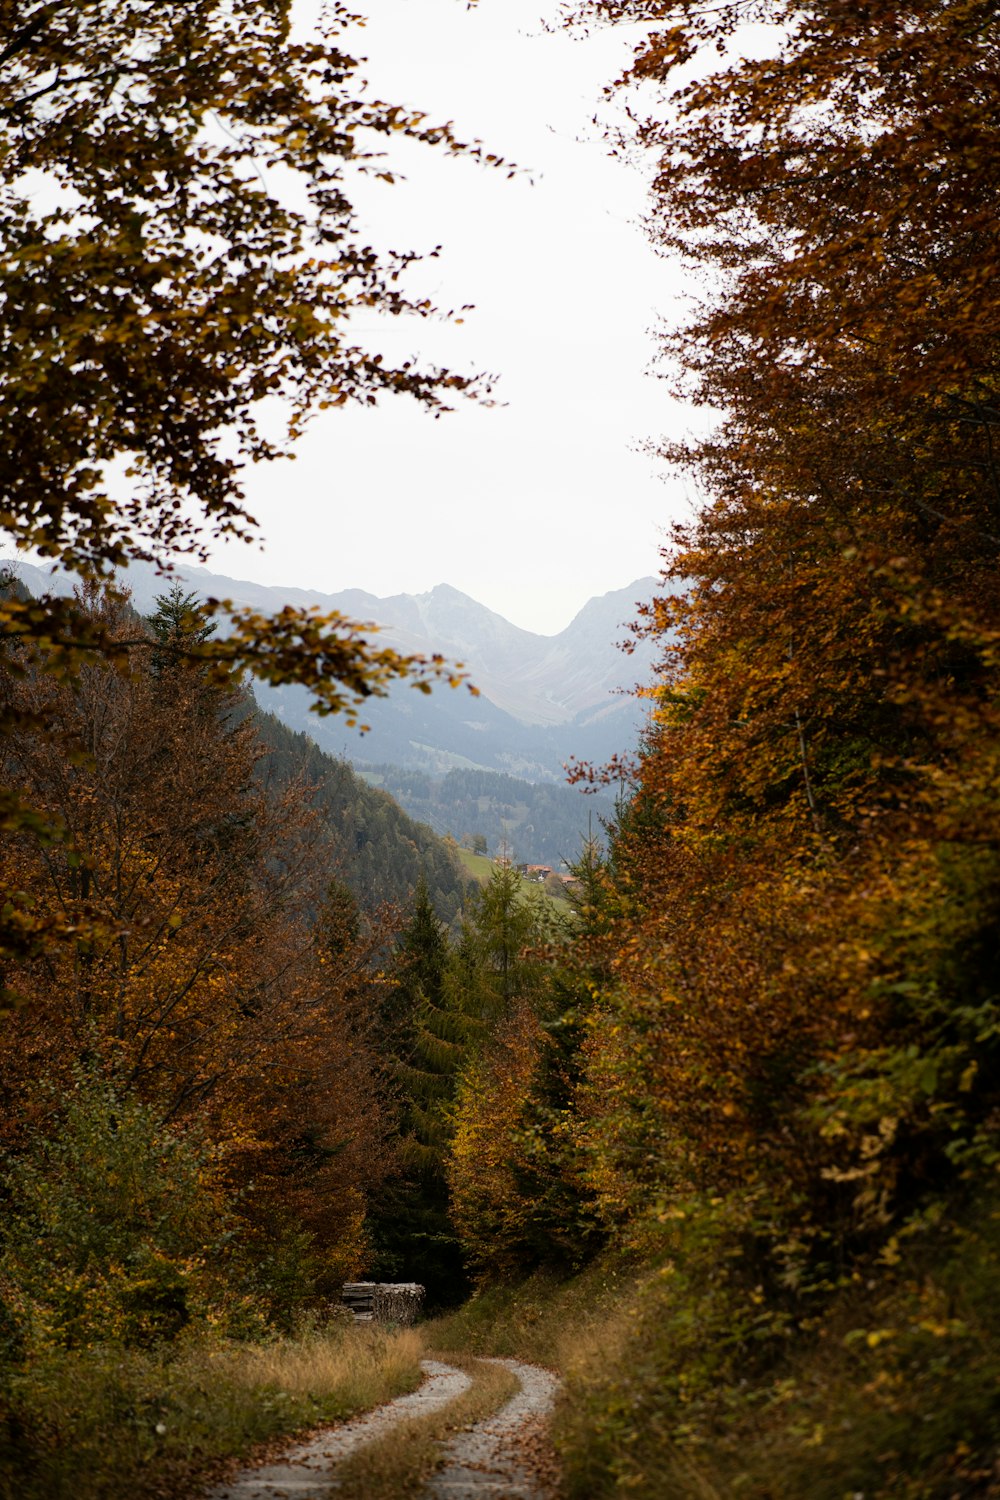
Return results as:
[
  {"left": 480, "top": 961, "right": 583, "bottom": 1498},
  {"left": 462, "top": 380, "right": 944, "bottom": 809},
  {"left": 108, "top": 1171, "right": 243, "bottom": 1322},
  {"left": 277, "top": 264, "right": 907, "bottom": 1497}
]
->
[
  {"left": 368, "top": 880, "right": 474, "bottom": 1305},
  {"left": 459, "top": 861, "right": 549, "bottom": 1015},
  {"left": 148, "top": 583, "right": 216, "bottom": 649}
]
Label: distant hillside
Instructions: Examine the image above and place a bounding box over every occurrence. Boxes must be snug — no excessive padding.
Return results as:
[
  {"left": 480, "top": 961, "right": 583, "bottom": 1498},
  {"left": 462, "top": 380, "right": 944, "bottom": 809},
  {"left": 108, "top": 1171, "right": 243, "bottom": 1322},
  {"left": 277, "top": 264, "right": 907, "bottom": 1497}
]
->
[
  {"left": 359, "top": 764, "right": 617, "bottom": 869},
  {"left": 2, "top": 562, "right": 467, "bottom": 923},
  {"left": 253, "top": 711, "right": 467, "bottom": 925},
  {"left": 233, "top": 573, "right": 661, "bottom": 780}
]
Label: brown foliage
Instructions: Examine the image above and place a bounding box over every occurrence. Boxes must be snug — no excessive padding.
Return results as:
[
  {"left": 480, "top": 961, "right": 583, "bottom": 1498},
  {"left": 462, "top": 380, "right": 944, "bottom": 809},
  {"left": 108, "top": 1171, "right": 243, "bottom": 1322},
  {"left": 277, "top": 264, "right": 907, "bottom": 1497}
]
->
[
  {"left": 551, "top": 0, "right": 1000, "bottom": 1258},
  {"left": 0, "top": 586, "right": 396, "bottom": 1285}
]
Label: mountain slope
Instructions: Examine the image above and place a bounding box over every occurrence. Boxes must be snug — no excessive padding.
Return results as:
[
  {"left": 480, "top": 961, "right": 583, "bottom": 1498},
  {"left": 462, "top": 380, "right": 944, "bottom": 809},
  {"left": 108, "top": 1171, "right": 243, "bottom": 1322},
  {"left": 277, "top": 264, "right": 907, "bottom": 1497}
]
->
[
  {"left": 359, "top": 764, "right": 618, "bottom": 868},
  {"left": 254, "top": 709, "right": 467, "bottom": 923},
  {"left": 2, "top": 559, "right": 661, "bottom": 780}
]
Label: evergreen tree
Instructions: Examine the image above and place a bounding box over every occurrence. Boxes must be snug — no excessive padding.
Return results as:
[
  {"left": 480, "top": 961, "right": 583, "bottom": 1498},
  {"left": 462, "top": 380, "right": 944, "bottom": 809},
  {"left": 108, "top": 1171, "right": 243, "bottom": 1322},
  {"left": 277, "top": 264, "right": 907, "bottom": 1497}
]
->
[
  {"left": 459, "top": 861, "right": 550, "bottom": 1015},
  {"left": 148, "top": 583, "right": 216, "bottom": 650},
  {"left": 368, "top": 880, "right": 473, "bottom": 1306},
  {"left": 146, "top": 584, "right": 236, "bottom": 725},
  {"left": 316, "top": 878, "right": 361, "bottom": 961}
]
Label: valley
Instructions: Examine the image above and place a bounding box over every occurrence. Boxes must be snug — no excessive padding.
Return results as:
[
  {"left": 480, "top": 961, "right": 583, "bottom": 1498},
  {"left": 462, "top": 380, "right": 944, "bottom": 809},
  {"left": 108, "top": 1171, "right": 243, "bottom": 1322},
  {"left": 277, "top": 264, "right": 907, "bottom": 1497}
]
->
[{"left": 4, "top": 558, "right": 648, "bottom": 865}]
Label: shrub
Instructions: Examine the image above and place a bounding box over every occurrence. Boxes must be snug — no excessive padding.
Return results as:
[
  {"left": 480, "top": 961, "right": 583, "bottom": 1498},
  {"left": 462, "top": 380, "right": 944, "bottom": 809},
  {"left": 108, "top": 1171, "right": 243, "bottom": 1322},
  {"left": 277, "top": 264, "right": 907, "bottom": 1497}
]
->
[{"left": 0, "top": 1069, "right": 251, "bottom": 1352}]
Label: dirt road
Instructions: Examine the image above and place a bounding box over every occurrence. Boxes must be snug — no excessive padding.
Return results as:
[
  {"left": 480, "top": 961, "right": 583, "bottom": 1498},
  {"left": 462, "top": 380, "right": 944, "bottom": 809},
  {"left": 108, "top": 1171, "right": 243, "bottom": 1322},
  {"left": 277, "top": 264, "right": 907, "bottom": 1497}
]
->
[
  {"left": 206, "top": 1355, "right": 559, "bottom": 1500},
  {"left": 206, "top": 1359, "right": 471, "bottom": 1499}
]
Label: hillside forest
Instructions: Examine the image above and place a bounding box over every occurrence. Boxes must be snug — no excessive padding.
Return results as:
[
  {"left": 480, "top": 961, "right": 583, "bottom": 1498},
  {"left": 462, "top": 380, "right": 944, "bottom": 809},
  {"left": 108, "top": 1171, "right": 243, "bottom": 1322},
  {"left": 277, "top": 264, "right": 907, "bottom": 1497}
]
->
[
  {"left": 358, "top": 764, "right": 617, "bottom": 869},
  {"left": 2, "top": 1, "right": 1000, "bottom": 1498}
]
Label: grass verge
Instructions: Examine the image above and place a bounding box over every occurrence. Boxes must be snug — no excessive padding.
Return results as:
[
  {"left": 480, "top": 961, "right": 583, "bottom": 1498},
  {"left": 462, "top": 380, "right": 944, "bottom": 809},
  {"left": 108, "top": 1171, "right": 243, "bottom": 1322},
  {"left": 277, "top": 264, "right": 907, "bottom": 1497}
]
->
[
  {"left": 334, "top": 1349, "right": 519, "bottom": 1500},
  {"left": 0, "top": 1321, "right": 423, "bottom": 1500}
]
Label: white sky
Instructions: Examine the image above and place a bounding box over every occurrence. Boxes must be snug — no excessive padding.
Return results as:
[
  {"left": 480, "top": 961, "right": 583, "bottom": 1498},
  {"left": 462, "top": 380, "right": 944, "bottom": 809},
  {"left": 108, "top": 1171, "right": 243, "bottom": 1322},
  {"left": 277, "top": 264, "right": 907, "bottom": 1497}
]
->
[{"left": 203, "top": 0, "right": 699, "bottom": 636}]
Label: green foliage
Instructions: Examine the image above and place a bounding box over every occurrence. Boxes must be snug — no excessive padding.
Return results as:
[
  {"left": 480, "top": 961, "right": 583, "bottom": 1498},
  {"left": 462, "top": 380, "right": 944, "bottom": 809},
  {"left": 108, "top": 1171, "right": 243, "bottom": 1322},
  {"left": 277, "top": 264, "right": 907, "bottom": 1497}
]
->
[
  {"left": 458, "top": 861, "right": 555, "bottom": 1015},
  {"left": 367, "top": 882, "right": 474, "bottom": 1306},
  {"left": 392, "top": 878, "right": 450, "bottom": 1030},
  {"left": 148, "top": 585, "right": 216, "bottom": 651},
  {"left": 565, "top": 1200, "right": 1000, "bottom": 1500},
  {"left": 435, "top": 1193, "right": 1000, "bottom": 1500},
  {"left": 371, "top": 861, "right": 584, "bottom": 1299},
  {"left": 0, "top": 1069, "right": 248, "bottom": 1354}
]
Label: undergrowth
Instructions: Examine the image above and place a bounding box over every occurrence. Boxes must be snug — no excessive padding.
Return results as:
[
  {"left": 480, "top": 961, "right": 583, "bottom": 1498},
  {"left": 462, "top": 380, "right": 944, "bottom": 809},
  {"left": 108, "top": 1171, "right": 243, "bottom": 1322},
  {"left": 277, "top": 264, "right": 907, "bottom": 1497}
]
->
[
  {"left": 0, "top": 1321, "right": 423, "bottom": 1500},
  {"left": 434, "top": 1192, "right": 1000, "bottom": 1499}
]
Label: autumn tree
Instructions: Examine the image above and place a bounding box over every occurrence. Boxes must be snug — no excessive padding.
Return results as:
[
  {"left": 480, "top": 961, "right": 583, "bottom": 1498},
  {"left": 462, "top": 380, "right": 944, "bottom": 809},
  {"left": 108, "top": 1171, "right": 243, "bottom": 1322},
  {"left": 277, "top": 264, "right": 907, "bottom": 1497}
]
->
[
  {"left": 0, "top": 0, "right": 488, "bottom": 979},
  {"left": 543, "top": 0, "right": 1000, "bottom": 1286},
  {"left": 0, "top": 584, "right": 397, "bottom": 1305},
  {"left": 447, "top": 874, "right": 608, "bottom": 1277},
  {"left": 0, "top": 0, "right": 483, "bottom": 581}
]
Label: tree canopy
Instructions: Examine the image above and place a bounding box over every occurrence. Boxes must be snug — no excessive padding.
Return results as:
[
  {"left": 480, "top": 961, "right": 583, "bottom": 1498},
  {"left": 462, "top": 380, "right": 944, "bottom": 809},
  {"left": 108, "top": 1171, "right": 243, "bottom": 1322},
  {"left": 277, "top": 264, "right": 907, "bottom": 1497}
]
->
[
  {"left": 0, "top": 0, "right": 491, "bottom": 973},
  {"left": 0, "top": 0, "right": 492, "bottom": 738}
]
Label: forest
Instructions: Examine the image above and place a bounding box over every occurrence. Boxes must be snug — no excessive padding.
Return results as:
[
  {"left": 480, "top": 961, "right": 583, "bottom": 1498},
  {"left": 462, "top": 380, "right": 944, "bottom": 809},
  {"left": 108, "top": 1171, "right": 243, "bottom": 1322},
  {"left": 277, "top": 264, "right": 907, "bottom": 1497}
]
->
[{"left": 2, "top": 0, "right": 999, "bottom": 1496}]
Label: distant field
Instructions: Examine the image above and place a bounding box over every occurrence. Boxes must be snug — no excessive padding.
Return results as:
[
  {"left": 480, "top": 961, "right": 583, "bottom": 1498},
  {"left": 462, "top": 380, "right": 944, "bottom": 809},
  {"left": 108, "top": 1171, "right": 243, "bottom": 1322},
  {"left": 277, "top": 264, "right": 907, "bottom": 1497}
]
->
[
  {"left": 456, "top": 848, "right": 572, "bottom": 914},
  {"left": 456, "top": 847, "right": 493, "bottom": 882}
]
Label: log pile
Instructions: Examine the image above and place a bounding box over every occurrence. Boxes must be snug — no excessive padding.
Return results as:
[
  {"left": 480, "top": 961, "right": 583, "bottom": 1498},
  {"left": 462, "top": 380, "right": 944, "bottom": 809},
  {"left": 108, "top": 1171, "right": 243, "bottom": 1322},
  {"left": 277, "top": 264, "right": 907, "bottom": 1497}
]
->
[{"left": 341, "top": 1282, "right": 425, "bottom": 1325}]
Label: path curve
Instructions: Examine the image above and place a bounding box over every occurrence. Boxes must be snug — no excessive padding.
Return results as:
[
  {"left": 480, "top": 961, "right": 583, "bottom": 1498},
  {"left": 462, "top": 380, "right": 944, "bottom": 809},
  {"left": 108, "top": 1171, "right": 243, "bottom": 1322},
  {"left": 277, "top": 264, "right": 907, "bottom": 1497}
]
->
[
  {"left": 206, "top": 1358, "right": 472, "bottom": 1499},
  {"left": 426, "top": 1358, "right": 561, "bottom": 1500}
]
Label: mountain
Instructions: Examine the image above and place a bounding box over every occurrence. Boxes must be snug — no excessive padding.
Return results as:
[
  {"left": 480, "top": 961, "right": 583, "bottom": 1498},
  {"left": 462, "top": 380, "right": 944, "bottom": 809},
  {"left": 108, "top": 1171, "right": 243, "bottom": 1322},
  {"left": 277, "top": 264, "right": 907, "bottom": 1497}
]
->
[{"left": 1, "top": 559, "right": 661, "bottom": 781}]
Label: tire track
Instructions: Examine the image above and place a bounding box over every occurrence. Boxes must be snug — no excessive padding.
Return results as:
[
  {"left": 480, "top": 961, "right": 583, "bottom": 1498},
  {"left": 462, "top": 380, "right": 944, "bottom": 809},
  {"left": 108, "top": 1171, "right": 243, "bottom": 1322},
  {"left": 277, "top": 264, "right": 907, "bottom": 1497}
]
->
[
  {"left": 426, "top": 1358, "right": 561, "bottom": 1500},
  {"left": 206, "top": 1359, "right": 471, "bottom": 1499}
]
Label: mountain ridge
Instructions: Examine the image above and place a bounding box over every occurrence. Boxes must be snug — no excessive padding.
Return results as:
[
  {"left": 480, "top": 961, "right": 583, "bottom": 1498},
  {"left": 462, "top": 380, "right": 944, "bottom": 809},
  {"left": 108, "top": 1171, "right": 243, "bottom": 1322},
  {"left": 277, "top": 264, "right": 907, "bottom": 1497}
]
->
[{"left": 1, "top": 559, "right": 662, "bottom": 780}]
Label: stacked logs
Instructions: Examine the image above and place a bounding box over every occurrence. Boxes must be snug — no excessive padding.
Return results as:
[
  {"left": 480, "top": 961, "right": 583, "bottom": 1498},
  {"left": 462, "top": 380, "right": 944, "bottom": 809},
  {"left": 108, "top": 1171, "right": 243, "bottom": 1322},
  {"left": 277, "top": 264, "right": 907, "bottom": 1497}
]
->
[{"left": 341, "top": 1282, "right": 425, "bottom": 1325}]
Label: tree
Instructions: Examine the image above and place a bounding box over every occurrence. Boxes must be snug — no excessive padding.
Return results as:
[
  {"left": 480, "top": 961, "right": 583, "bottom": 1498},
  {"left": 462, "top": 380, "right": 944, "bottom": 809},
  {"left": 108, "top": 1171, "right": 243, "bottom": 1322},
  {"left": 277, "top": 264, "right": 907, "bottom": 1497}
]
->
[
  {"left": 148, "top": 583, "right": 217, "bottom": 671},
  {"left": 557, "top": 0, "right": 1000, "bottom": 1228},
  {"left": 0, "top": 0, "right": 485, "bottom": 581},
  {"left": 0, "top": 585, "right": 396, "bottom": 1290},
  {"left": 386, "top": 877, "right": 449, "bottom": 1038},
  {"left": 252, "top": 715, "right": 466, "bottom": 922},
  {"left": 0, "top": 0, "right": 491, "bottom": 982},
  {"left": 0, "top": 1069, "right": 244, "bottom": 1351},
  {"left": 459, "top": 862, "right": 551, "bottom": 1015},
  {"left": 369, "top": 879, "right": 473, "bottom": 1305},
  {"left": 445, "top": 836, "right": 614, "bottom": 1278}
]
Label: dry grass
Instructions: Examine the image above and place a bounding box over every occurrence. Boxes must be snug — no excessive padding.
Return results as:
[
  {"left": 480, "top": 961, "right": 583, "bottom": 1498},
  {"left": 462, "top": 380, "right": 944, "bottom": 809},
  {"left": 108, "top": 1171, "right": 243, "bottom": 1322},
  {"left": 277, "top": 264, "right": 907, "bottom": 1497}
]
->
[
  {"left": 334, "top": 1350, "right": 520, "bottom": 1500},
  {"left": 0, "top": 1321, "right": 425, "bottom": 1500},
  {"left": 215, "top": 1322, "right": 424, "bottom": 1406}
]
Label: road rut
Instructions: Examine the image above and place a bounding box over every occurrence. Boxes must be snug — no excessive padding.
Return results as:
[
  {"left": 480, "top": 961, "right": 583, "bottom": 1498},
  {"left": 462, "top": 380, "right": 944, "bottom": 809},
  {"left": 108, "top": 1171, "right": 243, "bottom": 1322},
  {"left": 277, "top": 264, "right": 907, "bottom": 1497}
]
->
[
  {"left": 206, "top": 1359, "right": 471, "bottom": 1499},
  {"left": 205, "top": 1354, "right": 560, "bottom": 1499},
  {"left": 427, "top": 1358, "right": 560, "bottom": 1500}
]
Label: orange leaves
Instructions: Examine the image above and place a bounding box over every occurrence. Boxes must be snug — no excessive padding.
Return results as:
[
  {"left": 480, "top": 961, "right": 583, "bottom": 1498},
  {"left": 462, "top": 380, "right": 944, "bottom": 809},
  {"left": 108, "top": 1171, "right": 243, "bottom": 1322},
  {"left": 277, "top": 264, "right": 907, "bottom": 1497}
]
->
[
  {"left": 448, "top": 1002, "right": 554, "bottom": 1276},
  {"left": 0, "top": 584, "right": 396, "bottom": 1277}
]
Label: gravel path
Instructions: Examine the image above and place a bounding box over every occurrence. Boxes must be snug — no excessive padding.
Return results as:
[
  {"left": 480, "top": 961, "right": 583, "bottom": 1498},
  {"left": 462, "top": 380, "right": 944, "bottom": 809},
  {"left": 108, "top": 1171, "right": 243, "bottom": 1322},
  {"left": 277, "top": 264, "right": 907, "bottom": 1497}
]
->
[
  {"left": 426, "top": 1358, "right": 561, "bottom": 1500},
  {"left": 205, "top": 1359, "right": 472, "bottom": 1500}
]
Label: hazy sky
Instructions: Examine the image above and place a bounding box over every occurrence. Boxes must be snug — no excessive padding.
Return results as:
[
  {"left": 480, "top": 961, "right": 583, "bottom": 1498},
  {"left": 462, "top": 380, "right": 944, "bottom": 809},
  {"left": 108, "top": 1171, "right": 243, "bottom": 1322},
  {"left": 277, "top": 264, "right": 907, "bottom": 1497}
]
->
[{"left": 204, "top": 0, "right": 697, "bottom": 635}]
